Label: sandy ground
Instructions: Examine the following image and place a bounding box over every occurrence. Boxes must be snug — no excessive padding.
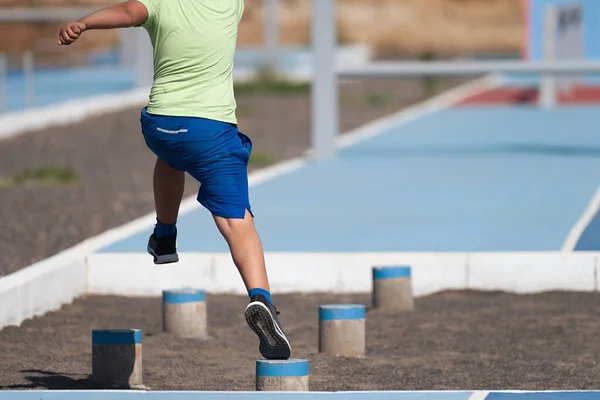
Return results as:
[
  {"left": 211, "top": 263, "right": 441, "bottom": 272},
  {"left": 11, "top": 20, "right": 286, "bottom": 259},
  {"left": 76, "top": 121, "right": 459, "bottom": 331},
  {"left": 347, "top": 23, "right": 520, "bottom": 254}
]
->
[{"left": 1, "top": 290, "right": 599, "bottom": 391}]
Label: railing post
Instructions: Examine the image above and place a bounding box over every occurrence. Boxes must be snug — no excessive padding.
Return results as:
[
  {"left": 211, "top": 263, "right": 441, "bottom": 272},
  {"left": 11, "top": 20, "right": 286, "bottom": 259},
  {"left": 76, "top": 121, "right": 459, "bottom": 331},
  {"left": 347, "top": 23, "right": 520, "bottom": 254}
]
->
[
  {"left": 311, "top": 0, "right": 338, "bottom": 160},
  {"left": 23, "top": 50, "right": 35, "bottom": 109},
  {"left": 264, "top": 0, "right": 279, "bottom": 72},
  {"left": 0, "top": 53, "right": 6, "bottom": 114},
  {"left": 120, "top": 29, "right": 137, "bottom": 69},
  {"left": 133, "top": 28, "right": 154, "bottom": 88},
  {"left": 540, "top": 4, "right": 557, "bottom": 108}
]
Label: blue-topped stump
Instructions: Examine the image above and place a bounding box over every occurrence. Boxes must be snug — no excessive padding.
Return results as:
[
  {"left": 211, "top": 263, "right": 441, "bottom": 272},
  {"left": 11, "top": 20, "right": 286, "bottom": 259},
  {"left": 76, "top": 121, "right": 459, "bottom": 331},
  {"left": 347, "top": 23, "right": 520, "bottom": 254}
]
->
[
  {"left": 91, "top": 329, "right": 143, "bottom": 388},
  {"left": 372, "top": 265, "right": 414, "bottom": 311},
  {"left": 255, "top": 359, "right": 309, "bottom": 391},
  {"left": 162, "top": 288, "right": 207, "bottom": 339},
  {"left": 318, "top": 304, "right": 365, "bottom": 357}
]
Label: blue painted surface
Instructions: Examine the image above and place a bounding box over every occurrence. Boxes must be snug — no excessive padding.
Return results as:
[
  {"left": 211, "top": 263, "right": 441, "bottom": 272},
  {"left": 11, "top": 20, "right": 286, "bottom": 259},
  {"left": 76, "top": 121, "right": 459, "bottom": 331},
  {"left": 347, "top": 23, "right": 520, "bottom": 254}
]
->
[
  {"left": 99, "top": 106, "right": 600, "bottom": 253},
  {"left": 255, "top": 359, "right": 309, "bottom": 377},
  {"left": 0, "top": 391, "right": 475, "bottom": 400},
  {"left": 527, "top": 0, "right": 600, "bottom": 61},
  {"left": 503, "top": 74, "right": 600, "bottom": 86},
  {"left": 91, "top": 329, "right": 142, "bottom": 345},
  {"left": 0, "top": 394, "right": 146, "bottom": 400},
  {"left": 319, "top": 304, "right": 366, "bottom": 321},
  {"left": 2, "top": 66, "right": 136, "bottom": 113},
  {"left": 162, "top": 288, "right": 206, "bottom": 304},
  {"left": 574, "top": 209, "right": 600, "bottom": 250},
  {"left": 372, "top": 266, "right": 412, "bottom": 280},
  {"left": 487, "top": 392, "right": 600, "bottom": 400}
]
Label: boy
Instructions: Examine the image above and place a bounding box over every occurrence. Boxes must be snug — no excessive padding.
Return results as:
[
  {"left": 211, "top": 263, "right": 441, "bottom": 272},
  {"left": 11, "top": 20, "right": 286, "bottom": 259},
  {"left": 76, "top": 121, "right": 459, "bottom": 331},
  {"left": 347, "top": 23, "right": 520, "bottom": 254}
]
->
[{"left": 58, "top": 0, "right": 291, "bottom": 360}]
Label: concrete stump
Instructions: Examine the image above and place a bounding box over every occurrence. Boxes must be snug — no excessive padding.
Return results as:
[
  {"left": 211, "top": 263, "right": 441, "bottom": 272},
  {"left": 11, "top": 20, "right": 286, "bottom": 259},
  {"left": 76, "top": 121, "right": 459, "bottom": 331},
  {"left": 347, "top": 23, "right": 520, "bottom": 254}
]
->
[
  {"left": 372, "top": 265, "right": 414, "bottom": 311},
  {"left": 91, "top": 329, "right": 143, "bottom": 388},
  {"left": 255, "top": 359, "right": 309, "bottom": 391},
  {"left": 318, "top": 304, "right": 365, "bottom": 357},
  {"left": 162, "top": 288, "right": 207, "bottom": 339}
]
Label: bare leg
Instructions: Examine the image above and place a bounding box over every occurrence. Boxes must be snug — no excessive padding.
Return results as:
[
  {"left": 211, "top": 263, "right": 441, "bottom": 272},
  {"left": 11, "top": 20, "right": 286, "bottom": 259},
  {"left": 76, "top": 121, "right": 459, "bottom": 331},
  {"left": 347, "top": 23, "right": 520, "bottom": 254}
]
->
[
  {"left": 146, "top": 157, "right": 184, "bottom": 264},
  {"left": 217, "top": 209, "right": 292, "bottom": 359},
  {"left": 213, "top": 209, "right": 269, "bottom": 292},
  {"left": 154, "top": 157, "right": 185, "bottom": 224}
]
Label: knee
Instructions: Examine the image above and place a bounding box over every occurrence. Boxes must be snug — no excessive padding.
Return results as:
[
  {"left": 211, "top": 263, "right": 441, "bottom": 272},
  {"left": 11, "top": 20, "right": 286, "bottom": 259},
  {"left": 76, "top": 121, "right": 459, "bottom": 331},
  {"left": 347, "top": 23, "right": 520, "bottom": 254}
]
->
[
  {"left": 215, "top": 210, "right": 255, "bottom": 237},
  {"left": 223, "top": 215, "right": 251, "bottom": 233}
]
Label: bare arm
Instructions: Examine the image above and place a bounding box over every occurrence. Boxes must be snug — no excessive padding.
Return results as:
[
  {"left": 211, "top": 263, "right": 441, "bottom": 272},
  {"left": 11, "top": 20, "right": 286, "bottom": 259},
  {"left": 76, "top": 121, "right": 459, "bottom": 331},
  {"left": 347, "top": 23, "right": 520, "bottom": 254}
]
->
[
  {"left": 58, "top": 0, "right": 149, "bottom": 45},
  {"left": 78, "top": 1, "right": 149, "bottom": 29}
]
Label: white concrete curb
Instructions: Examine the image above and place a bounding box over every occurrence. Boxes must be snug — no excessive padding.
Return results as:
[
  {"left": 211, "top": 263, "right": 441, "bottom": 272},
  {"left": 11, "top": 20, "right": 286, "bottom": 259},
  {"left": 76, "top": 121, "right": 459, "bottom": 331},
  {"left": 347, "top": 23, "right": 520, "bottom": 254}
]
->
[
  {"left": 85, "top": 251, "right": 600, "bottom": 297},
  {"left": 0, "top": 245, "right": 87, "bottom": 328},
  {"left": 0, "top": 87, "right": 152, "bottom": 141}
]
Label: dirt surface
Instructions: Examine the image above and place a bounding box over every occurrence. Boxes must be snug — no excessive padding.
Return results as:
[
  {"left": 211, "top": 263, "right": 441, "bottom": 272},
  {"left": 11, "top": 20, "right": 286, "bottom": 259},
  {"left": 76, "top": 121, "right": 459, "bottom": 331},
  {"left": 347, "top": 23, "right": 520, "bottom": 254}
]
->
[
  {"left": 1, "top": 290, "right": 599, "bottom": 391},
  {"left": 0, "top": 77, "right": 468, "bottom": 278}
]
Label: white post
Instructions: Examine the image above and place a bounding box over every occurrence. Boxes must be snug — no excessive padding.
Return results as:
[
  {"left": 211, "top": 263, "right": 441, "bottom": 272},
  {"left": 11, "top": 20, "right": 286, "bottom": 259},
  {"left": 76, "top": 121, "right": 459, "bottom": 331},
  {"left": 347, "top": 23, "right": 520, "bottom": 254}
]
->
[
  {"left": 567, "top": 5, "right": 583, "bottom": 92},
  {"left": 555, "top": 4, "right": 581, "bottom": 95},
  {"left": 311, "top": 0, "right": 338, "bottom": 160},
  {"left": 556, "top": 6, "right": 567, "bottom": 93},
  {"left": 23, "top": 50, "right": 35, "bottom": 108},
  {"left": 540, "top": 4, "right": 557, "bottom": 108},
  {"left": 120, "top": 29, "right": 137, "bottom": 69},
  {"left": 264, "top": 0, "right": 279, "bottom": 72},
  {"left": 0, "top": 54, "right": 6, "bottom": 113},
  {"left": 134, "top": 28, "right": 154, "bottom": 87}
]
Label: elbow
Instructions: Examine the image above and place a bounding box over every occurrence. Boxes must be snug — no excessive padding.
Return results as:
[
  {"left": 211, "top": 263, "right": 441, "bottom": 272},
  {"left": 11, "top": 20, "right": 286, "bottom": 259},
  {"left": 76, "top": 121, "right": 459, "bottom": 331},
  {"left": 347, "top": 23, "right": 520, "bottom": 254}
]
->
[{"left": 118, "top": 4, "right": 139, "bottom": 27}]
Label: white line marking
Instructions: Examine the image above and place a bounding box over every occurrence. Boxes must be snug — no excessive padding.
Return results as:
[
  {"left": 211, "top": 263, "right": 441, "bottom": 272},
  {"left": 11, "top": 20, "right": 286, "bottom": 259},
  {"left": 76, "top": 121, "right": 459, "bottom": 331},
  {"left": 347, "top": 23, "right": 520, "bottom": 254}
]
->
[
  {"left": 157, "top": 127, "right": 189, "bottom": 134},
  {"left": 562, "top": 186, "right": 600, "bottom": 251},
  {"left": 468, "top": 391, "right": 490, "bottom": 400}
]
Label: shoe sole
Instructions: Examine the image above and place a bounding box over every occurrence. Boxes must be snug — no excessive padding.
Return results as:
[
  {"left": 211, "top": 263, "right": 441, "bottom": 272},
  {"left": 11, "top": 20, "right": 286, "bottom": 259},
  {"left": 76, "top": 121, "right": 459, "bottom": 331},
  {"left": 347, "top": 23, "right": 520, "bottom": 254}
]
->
[
  {"left": 245, "top": 301, "right": 291, "bottom": 360},
  {"left": 147, "top": 246, "right": 179, "bottom": 265}
]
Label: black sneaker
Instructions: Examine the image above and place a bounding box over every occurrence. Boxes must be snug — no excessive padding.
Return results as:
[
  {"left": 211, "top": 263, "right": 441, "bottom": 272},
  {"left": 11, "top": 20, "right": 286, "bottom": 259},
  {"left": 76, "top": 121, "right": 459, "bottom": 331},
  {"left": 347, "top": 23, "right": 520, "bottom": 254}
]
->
[
  {"left": 146, "top": 228, "right": 179, "bottom": 264},
  {"left": 245, "top": 294, "right": 292, "bottom": 360}
]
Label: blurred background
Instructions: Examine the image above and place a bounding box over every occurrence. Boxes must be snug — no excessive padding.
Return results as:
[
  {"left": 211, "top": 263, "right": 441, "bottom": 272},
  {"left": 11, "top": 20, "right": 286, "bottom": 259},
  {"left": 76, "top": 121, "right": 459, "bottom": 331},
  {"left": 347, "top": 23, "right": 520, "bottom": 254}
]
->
[
  {"left": 0, "top": 0, "right": 599, "bottom": 276},
  {"left": 3, "top": 1, "right": 600, "bottom": 392},
  {"left": 0, "top": 0, "right": 524, "bottom": 113}
]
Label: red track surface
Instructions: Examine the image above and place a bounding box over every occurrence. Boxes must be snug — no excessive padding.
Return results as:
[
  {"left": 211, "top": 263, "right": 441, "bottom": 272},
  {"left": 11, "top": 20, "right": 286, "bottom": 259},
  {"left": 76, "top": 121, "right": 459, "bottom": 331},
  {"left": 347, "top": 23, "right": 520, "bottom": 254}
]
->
[{"left": 455, "top": 85, "right": 600, "bottom": 105}]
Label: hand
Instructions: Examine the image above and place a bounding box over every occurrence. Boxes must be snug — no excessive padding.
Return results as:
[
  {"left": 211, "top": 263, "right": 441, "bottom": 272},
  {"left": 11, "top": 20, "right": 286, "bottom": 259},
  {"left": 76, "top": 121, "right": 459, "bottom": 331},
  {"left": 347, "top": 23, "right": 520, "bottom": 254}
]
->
[{"left": 57, "top": 21, "right": 87, "bottom": 46}]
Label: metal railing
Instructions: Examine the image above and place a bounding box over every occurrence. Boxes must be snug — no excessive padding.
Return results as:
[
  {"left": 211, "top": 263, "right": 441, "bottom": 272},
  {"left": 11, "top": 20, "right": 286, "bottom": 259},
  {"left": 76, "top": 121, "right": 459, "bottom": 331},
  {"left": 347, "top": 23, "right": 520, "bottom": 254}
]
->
[
  {"left": 335, "top": 60, "right": 600, "bottom": 77},
  {"left": 0, "top": 7, "right": 97, "bottom": 22},
  {"left": 310, "top": 0, "right": 600, "bottom": 160},
  {"left": 0, "top": 1, "right": 281, "bottom": 115},
  {"left": 0, "top": 6, "right": 155, "bottom": 114}
]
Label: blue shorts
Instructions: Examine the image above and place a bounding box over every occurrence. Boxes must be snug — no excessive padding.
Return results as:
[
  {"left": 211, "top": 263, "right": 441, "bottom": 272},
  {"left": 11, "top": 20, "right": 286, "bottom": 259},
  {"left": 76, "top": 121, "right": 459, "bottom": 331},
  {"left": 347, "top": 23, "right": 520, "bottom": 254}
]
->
[{"left": 140, "top": 107, "right": 253, "bottom": 219}]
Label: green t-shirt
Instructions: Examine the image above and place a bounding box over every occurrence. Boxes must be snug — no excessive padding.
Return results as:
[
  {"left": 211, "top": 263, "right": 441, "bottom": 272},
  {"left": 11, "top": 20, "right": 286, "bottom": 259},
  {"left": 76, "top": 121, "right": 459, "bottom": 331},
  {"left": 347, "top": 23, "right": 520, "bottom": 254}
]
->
[{"left": 137, "top": 0, "right": 244, "bottom": 125}]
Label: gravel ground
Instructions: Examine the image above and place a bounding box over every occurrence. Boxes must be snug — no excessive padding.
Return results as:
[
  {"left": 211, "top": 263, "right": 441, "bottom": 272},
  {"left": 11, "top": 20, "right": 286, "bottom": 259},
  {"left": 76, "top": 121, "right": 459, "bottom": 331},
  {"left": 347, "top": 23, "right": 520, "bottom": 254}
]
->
[
  {"left": 0, "top": 77, "right": 468, "bottom": 277},
  {"left": 1, "top": 290, "right": 599, "bottom": 391}
]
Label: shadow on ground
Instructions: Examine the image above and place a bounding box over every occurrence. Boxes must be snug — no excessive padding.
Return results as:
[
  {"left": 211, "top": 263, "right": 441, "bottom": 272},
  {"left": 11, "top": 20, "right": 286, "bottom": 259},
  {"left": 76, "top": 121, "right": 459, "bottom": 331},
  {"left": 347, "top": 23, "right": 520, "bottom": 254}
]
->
[{"left": 2, "top": 369, "right": 106, "bottom": 390}]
